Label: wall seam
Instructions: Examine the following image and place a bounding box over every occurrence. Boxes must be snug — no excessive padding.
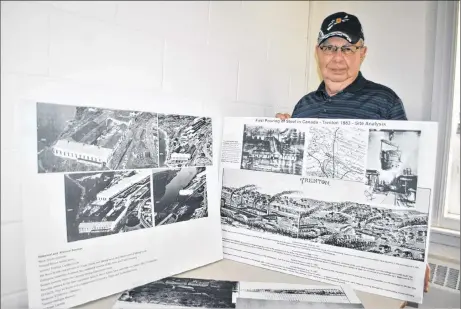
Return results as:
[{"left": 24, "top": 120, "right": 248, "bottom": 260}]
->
[
  {"left": 1, "top": 220, "right": 22, "bottom": 226},
  {"left": 206, "top": 1, "right": 211, "bottom": 46},
  {"left": 1, "top": 289, "right": 27, "bottom": 298},
  {"left": 161, "top": 39, "right": 166, "bottom": 91},
  {"left": 304, "top": 0, "right": 314, "bottom": 95},
  {"left": 235, "top": 61, "right": 240, "bottom": 101}
]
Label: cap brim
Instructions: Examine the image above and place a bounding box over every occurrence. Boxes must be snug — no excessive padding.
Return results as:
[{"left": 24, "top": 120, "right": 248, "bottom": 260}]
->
[{"left": 318, "top": 31, "right": 359, "bottom": 45}]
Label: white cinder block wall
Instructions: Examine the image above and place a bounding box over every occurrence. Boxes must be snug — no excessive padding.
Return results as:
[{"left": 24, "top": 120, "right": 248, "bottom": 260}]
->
[
  {"left": 1, "top": 1, "right": 439, "bottom": 308},
  {"left": 1, "top": 1, "right": 310, "bottom": 307}
]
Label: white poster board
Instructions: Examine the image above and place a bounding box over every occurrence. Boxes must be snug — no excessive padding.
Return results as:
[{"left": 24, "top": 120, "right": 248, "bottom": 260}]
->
[
  {"left": 219, "top": 117, "right": 438, "bottom": 304},
  {"left": 19, "top": 102, "right": 223, "bottom": 309}
]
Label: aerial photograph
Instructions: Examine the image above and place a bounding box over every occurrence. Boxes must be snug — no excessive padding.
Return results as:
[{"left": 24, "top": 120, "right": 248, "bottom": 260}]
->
[
  {"left": 153, "top": 167, "right": 208, "bottom": 226},
  {"left": 365, "top": 129, "right": 421, "bottom": 208},
  {"left": 115, "top": 277, "right": 238, "bottom": 308},
  {"left": 240, "top": 125, "right": 305, "bottom": 175},
  {"left": 221, "top": 169, "right": 428, "bottom": 262},
  {"left": 158, "top": 114, "right": 213, "bottom": 168},
  {"left": 64, "top": 170, "right": 153, "bottom": 242},
  {"left": 36, "top": 102, "right": 160, "bottom": 173}
]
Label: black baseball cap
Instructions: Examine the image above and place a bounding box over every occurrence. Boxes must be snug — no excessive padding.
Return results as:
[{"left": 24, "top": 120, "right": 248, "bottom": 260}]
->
[{"left": 317, "top": 12, "right": 364, "bottom": 45}]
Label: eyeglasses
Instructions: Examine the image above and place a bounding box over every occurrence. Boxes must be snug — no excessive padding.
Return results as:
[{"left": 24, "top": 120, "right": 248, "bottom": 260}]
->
[{"left": 319, "top": 45, "right": 364, "bottom": 55}]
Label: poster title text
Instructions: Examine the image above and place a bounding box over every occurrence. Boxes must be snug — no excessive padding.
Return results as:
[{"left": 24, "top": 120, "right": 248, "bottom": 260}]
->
[{"left": 255, "top": 118, "right": 387, "bottom": 127}]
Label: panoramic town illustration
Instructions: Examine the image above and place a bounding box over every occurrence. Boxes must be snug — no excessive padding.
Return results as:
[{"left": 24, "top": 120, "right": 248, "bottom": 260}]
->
[
  {"left": 221, "top": 180, "right": 428, "bottom": 261},
  {"left": 153, "top": 167, "right": 208, "bottom": 226},
  {"left": 237, "top": 298, "right": 364, "bottom": 309},
  {"left": 64, "top": 170, "right": 153, "bottom": 242},
  {"left": 365, "top": 129, "right": 421, "bottom": 208},
  {"left": 116, "top": 277, "right": 238, "bottom": 308},
  {"left": 240, "top": 125, "right": 305, "bottom": 175},
  {"left": 37, "top": 102, "right": 160, "bottom": 173},
  {"left": 239, "top": 288, "right": 350, "bottom": 305},
  {"left": 242, "top": 288, "right": 346, "bottom": 296},
  {"left": 158, "top": 114, "right": 213, "bottom": 168}
]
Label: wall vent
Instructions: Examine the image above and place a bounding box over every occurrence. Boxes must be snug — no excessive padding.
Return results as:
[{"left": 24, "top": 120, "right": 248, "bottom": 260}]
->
[{"left": 429, "top": 262, "right": 460, "bottom": 292}]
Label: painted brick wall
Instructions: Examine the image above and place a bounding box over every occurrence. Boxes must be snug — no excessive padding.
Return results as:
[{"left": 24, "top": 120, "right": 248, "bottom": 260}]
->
[{"left": 0, "top": 1, "right": 310, "bottom": 307}]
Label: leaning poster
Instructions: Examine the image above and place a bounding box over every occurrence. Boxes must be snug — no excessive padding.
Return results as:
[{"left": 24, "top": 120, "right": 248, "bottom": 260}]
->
[
  {"left": 219, "top": 116, "right": 438, "bottom": 304},
  {"left": 19, "top": 102, "right": 223, "bottom": 309}
]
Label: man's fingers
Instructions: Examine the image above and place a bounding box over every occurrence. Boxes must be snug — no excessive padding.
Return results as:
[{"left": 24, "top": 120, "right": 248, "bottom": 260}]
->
[
  {"left": 275, "top": 113, "right": 284, "bottom": 119},
  {"left": 425, "top": 264, "right": 430, "bottom": 293},
  {"left": 275, "top": 113, "right": 291, "bottom": 120}
]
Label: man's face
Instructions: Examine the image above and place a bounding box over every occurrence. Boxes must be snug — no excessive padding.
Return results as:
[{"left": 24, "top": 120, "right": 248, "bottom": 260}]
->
[{"left": 316, "top": 37, "right": 367, "bottom": 83}]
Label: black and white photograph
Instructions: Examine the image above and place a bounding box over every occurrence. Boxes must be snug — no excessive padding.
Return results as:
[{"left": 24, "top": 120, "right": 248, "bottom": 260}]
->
[
  {"left": 114, "top": 277, "right": 238, "bottom": 308},
  {"left": 153, "top": 167, "right": 208, "bottom": 226},
  {"left": 221, "top": 169, "right": 428, "bottom": 262},
  {"left": 158, "top": 114, "right": 213, "bottom": 168},
  {"left": 236, "top": 298, "right": 365, "bottom": 309},
  {"left": 236, "top": 282, "right": 363, "bottom": 309},
  {"left": 364, "top": 129, "right": 421, "bottom": 208},
  {"left": 303, "top": 126, "right": 368, "bottom": 182},
  {"left": 65, "top": 170, "right": 153, "bottom": 242},
  {"left": 240, "top": 125, "right": 305, "bottom": 175},
  {"left": 239, "top": 287, "right": 349, "bottom": 303},
  {"left": 37, "top": 102, "right": 160, "bottom": 173}
]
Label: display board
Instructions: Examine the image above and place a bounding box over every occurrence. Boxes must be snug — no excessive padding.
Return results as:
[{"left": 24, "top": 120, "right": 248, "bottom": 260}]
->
[
  {"left": 219, "top": 117, "right": 438, "bottom": 304},
  {"left": 19, "top": 102, "right": 223, "bottom": 309},
  {"left": 19, "top": 107, "right": 439, "bottom": 307}
]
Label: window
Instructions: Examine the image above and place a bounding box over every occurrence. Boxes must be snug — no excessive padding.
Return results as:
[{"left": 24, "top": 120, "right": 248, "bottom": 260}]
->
[
  {"left": 431, "top": 1, "right": 460, "bottom": 235},
  {"left": 444, "top": 13, "right": 460, "bottom": 220}
]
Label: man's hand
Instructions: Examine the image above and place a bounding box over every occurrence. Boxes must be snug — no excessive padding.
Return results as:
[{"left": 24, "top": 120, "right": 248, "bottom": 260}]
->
[
  {"left": 275, "top": 113, "right": 291, "bottom": 120},
  {"left": 400, "top": 264, "right": 430, "bottom": 308},
  {"left": 425, "top": 263, "right": 430, "bottom": 293}
]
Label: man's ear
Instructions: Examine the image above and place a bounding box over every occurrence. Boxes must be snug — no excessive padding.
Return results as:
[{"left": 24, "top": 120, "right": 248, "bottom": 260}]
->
[
  {"left": 315, "top": 45, "right": 320, "bottom": 62},
  {"left": 360, "top": 46, "right": 368, "bottom": 62}
]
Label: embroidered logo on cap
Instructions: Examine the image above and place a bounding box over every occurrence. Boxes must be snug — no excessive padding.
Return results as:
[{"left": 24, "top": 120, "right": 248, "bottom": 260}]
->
[{"left": 327, "top": 15, "right": 350, "bottom": 31}]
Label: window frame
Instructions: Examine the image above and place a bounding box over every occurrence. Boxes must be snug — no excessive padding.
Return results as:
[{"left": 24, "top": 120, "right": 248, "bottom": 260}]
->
[
  {"left": 443, "top": 11, "right": 460, "bottom": 221},
  {"left": 430, "top": 0, "right": 460, "bottom": 237}
]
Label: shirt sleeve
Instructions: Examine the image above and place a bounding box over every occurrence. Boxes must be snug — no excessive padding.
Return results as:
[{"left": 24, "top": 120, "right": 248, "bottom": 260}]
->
[{"left": 388, "top": 96, "right": 408, "bottom": 120}]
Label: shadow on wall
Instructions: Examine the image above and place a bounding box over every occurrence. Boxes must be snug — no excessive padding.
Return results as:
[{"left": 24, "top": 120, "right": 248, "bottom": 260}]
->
[
  {"left": 417, "top": 287, "right": 460, "bottom": 308},
  {"left": 315, "top": 52, "right": 322, "bottom": 82}
]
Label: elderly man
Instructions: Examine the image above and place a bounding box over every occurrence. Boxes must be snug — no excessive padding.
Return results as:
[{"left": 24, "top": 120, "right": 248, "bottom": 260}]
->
[
  {"left": 277, "top": 12, "right": 407, "bottom": 120},
  {"left": 276, "top": 11, "right": 430, "bottom": 300}
]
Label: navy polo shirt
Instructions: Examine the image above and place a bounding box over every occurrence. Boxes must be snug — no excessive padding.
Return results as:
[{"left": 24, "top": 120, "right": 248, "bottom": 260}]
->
[{"left": 291, "top": 72, "right": 407, "bottom": 120}]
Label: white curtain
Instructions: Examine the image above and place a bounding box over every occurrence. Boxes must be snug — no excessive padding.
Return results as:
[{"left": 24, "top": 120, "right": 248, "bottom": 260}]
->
[{"left": 429, "top": 0, "right": 460, "bottom": 230}]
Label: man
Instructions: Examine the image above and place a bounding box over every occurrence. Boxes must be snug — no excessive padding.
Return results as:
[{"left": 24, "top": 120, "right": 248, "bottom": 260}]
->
[
  {"left": 276, "top": 11, "right": 430, "bottom": 299},
  {"left": 277, "top": 12, "right": 407, "bottom": 121}
]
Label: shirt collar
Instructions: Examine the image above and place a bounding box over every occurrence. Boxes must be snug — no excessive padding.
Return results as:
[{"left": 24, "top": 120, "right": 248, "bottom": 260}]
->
[{"left": 316, "top": 71, "right": 367, "bottom": 96}]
